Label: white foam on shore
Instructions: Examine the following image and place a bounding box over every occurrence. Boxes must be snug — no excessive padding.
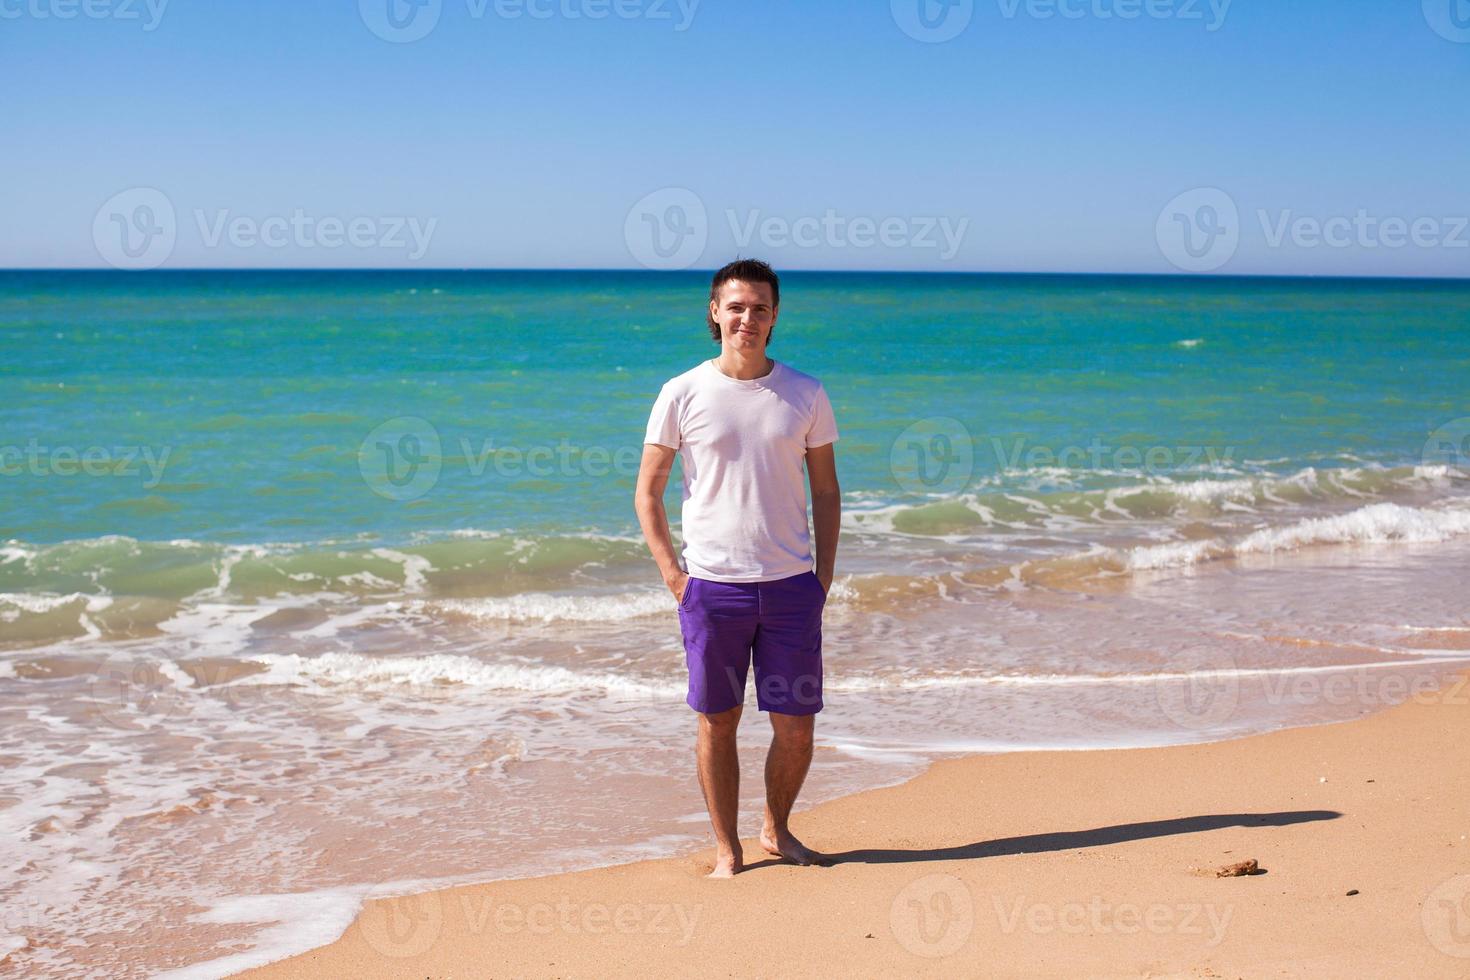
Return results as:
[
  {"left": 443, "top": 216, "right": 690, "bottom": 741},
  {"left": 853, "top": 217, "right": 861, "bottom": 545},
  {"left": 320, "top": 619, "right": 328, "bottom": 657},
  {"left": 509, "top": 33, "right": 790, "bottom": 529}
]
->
[
  {"left": 426, "top": 590, "right": 673, "bottom": 623},
  {"left": 1126, "top": 501, "right": 1470, "bottom": 571},
  {"left": 369, "top": 548, "right": 434, "bottom": 593},
  {"left": 209, "top": 649, "right": 1470, "bottom": 700},
  {"left": 0, "top": 591, "right": 113, "bottom": 615},
  {"left": 234, "top": 650, "right": 687, "bottom": 698},
  {"left": 152, "top": 882, "right": 394, "bottom": 980}
]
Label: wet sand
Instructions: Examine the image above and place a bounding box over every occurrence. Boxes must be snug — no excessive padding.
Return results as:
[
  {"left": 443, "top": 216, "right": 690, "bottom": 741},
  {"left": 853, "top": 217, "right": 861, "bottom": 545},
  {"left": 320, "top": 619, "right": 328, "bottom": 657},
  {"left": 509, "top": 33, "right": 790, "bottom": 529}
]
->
[{"left": 230, "top": 669, "right": 1470, "bottom": 978}]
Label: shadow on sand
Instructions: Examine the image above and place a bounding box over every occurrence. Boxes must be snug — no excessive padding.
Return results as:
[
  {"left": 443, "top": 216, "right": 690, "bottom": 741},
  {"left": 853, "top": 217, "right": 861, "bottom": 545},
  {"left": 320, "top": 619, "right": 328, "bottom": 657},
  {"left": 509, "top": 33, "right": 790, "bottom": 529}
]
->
[{"left": 745, "top": 810, "right": 1341, "bottom": 871}]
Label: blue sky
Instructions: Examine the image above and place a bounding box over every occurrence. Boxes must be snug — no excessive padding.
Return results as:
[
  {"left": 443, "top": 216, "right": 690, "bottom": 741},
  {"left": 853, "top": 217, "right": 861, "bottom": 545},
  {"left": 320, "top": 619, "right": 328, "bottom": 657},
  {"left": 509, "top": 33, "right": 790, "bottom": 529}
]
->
[{"left": 4, "top": 0, "right": 1468, "bottom": 275}]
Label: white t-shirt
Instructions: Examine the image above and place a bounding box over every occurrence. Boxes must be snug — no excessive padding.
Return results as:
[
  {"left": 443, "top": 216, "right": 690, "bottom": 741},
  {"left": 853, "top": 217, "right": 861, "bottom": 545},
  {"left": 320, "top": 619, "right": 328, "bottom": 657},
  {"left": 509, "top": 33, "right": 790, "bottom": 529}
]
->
[{"left": 644, "top": 358, "right": 839, "bottom": 582}]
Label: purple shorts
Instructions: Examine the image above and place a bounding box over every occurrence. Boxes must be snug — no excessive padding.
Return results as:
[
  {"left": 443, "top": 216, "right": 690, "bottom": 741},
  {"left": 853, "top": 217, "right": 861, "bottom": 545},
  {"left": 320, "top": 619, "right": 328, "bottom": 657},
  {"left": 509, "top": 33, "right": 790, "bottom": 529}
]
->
[{"left": 677, "top": 570, "right": 827, "bottom": 716}]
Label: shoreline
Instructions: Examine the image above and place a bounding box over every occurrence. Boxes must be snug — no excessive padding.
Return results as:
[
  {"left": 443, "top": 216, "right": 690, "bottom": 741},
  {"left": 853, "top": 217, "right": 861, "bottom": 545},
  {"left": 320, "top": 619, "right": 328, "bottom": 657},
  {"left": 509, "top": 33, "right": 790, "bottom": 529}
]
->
[{"left": 224, "top": 668, "right": 1470, "bottom": 979}]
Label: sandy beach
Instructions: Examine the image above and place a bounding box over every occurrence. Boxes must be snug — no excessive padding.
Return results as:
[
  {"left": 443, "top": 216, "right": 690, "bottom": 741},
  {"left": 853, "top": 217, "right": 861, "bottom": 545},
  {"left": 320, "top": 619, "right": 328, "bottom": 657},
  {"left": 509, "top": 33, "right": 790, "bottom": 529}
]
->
[{"left": 232, "top": 668, "right": 1470, "bottom": 979}]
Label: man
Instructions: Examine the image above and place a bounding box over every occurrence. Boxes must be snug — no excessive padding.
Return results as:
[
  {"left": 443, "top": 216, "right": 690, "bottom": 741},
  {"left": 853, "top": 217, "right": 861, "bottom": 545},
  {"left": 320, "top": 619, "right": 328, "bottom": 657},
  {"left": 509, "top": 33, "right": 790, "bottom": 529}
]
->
[{"left": 634, "top": 258, "right": 841, "bottom": 879}]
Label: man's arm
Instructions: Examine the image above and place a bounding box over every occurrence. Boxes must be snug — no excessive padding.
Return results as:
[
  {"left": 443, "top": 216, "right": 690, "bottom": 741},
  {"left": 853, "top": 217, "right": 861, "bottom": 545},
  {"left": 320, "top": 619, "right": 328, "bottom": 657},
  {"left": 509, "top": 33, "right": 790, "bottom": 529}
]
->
[
  {"left": 806, "top": 442, "right": 840, "bottom": 594},
  {"left": 634, "top": 443, "right": 687, "bottom": 599}
]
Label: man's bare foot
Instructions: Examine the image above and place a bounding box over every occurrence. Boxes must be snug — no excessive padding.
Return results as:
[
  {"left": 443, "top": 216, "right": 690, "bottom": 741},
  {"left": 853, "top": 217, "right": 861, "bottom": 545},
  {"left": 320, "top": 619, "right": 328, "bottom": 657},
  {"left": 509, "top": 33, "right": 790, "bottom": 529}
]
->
[
  {"left": 707, "top": 849, "right": 743, "bottom": 879},
  {"left": 760, "top": 828, "right": 824, "bottom": 866}
]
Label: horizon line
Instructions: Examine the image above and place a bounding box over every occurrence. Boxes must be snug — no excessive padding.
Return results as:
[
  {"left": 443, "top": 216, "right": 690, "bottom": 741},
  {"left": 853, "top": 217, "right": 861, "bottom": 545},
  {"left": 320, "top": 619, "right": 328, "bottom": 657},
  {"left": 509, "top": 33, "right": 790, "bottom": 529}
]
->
[{"left": 3, "top": 267, "right": 1470, "bottom": 283}]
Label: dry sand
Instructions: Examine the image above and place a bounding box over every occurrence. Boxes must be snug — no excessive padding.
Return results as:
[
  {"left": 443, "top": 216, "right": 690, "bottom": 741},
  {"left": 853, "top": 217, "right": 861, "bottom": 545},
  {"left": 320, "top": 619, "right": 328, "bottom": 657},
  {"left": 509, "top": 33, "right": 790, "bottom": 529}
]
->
[{"left": 236, "top": 671, "right": 1470, "bottom": 978}]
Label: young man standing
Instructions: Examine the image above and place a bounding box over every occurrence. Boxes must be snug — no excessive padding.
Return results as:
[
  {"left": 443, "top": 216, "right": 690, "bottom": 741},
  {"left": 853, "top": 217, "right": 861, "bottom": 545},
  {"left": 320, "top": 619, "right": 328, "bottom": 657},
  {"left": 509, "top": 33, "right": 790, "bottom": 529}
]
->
[{"left": 634, "top": 259, "right": 841, "bottom": 878}]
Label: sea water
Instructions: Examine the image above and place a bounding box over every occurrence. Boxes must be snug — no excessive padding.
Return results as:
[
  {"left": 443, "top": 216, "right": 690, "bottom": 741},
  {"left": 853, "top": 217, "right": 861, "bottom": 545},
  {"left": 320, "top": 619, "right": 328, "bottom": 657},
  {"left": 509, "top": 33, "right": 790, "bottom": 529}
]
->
[{"left": 2, "top": 270, "right": 1468, "bottom": 977}]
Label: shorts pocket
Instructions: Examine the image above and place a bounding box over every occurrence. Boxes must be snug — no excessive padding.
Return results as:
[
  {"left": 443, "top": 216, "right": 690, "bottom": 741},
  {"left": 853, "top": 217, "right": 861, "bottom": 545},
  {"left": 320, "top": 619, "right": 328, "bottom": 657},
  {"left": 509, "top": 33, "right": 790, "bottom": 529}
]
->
[{"left": 678, "top": 576, "right": 698, "bottom": 609}]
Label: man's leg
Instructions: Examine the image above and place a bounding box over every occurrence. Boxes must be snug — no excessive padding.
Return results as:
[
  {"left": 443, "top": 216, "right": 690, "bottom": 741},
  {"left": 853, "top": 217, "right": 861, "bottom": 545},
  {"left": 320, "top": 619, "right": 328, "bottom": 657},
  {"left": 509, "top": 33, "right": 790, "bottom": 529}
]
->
[
  {"left": 696, "top": 705, "right": 744, "bottom": 878},
  {"left": 760, "top": 711, "right": 824, "bottom": 865},
  {"left": 752, "top": 571, "right": 826, "bottom": 866}
]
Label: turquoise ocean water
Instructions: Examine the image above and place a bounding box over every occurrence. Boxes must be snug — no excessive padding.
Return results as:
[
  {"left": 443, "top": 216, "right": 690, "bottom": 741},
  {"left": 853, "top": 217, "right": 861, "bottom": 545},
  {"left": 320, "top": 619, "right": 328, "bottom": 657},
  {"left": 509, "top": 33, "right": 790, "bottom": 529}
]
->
[
  {"left": 4, "top": 270, "right": 1468, "bottom": 546},
  {"left": 3, "top": 270, "right": 1469, "bottom": 978}
]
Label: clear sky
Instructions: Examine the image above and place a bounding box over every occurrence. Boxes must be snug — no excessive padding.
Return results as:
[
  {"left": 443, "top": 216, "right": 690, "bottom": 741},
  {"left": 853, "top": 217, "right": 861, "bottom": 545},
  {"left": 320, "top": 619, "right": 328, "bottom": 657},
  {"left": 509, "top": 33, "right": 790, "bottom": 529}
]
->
[{"left": 4, "top": 0, "right": 1468, "bottom": 275}]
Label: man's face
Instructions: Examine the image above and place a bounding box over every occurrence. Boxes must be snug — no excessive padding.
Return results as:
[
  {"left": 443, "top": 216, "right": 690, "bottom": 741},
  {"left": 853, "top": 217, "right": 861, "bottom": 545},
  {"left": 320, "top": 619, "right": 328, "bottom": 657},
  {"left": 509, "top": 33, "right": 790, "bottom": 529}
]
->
[{"left": 710, "top": 280, "right": 777, "bottom": 353}]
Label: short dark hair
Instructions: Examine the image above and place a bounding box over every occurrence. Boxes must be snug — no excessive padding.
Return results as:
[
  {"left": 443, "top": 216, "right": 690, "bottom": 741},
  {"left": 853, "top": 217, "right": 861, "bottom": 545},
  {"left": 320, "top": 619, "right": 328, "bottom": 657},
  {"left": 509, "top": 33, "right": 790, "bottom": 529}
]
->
[{"left": 707, "top": 258, "right": 780, "bottom": 343}]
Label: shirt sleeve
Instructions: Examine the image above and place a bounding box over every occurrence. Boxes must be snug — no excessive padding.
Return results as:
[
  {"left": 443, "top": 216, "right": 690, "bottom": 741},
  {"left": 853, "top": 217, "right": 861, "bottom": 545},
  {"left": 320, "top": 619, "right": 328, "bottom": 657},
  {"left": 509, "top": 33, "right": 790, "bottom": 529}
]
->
[
  {"left": 644, "top": 383, "right": 681, "bottom": 449},
  {"left": 806, "top": 384, "right": 839, "bottom": 449}
]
